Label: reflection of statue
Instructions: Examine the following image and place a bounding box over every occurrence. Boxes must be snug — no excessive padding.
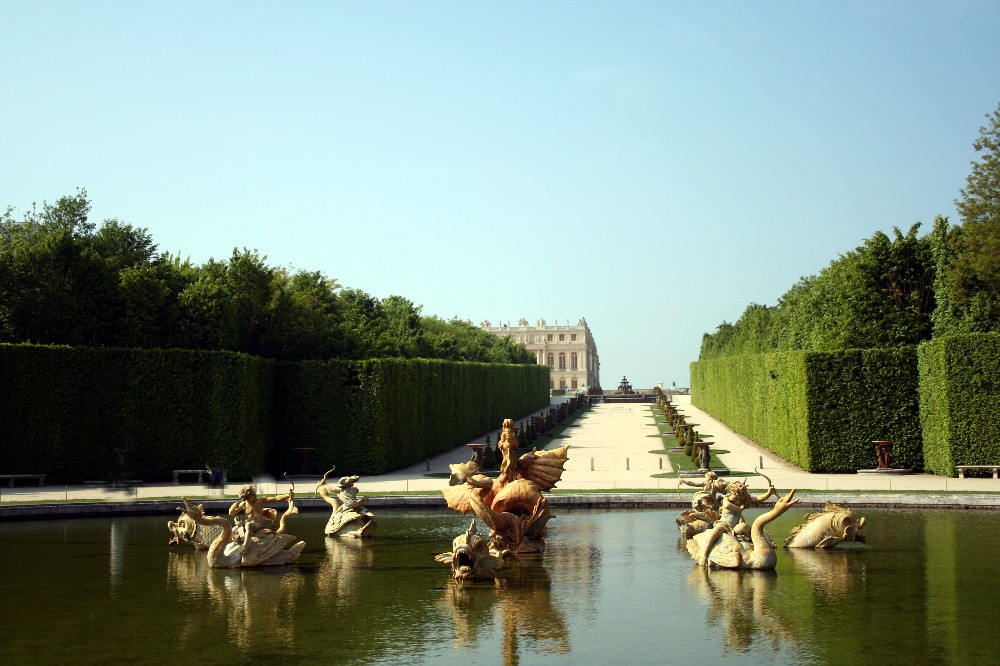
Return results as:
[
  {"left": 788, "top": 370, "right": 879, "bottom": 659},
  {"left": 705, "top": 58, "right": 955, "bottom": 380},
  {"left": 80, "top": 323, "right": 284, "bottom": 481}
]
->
[
  {"left": 316, "top": 535, "right": 376, "bottom": 603},
  {"left": 316, "top": 467, "right": 377, "bottom": 538},
  {"left": 784, "top": 548, "right": 866, "bottom": 598},
  {"left": 177, "top": 482, "right": 305, "bottom": 568},
  {"left": 784, "top": 501, "right": 866, "bottom": 549},
  {"left": 687, "top": 566, "right": 796, "bottom": 654},
  {"left": 442, "top": 418, "right": 569, "bottom": 559},
  {"left": 435, "top": 520, "right": 504, "bottom": 581},
  {"left": 439, "top": 554, "right": 569, "bottom": 665},
  {"left": 166, "top": 554, "right": 302, "bottom": 652},
  {"left": 686, "top": 489, "right": 799, "bottom": 570}
]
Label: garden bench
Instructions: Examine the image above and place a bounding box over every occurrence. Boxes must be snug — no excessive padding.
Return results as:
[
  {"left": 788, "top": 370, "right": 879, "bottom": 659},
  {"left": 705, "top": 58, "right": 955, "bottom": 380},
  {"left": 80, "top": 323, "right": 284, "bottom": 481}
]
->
[
  {"left": 0, "top": 473, "right": 46, "bottom": 488},
  {"left": 173, "top": 469, "right": 209, "bottom": 484},
  {"left": 956, "top": 465, "right": 1000, "bottom": 479}
]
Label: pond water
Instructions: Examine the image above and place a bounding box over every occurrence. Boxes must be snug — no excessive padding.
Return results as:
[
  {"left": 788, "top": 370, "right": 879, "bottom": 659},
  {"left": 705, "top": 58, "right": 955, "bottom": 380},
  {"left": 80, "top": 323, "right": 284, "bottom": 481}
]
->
[{"left": 1, "top": 506, "right": 996, "bottom": 665}]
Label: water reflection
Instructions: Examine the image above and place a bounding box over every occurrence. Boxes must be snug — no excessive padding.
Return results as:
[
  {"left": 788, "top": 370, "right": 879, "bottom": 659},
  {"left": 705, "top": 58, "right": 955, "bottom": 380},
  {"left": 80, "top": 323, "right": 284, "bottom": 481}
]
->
[
  {"left": 109, "top": 519, "right": 125, "bottom": 594},
  {"left": 6, "top": 509, "right": 1000, "bottom": 665},
  {"left": 166, "top": 551, "right": 303, "bottom": 654},
  {"left": 784, "top": 547, "right": 868, "bottom": 598},
  {"left": 687, "top": 566, "right": 798, "bottom": 655},
  {"left": 441, "top": 559, "right": 570, "bottom": 666},
  {"left": 316, "top": 537, "right": 376, "bottom": 603}
]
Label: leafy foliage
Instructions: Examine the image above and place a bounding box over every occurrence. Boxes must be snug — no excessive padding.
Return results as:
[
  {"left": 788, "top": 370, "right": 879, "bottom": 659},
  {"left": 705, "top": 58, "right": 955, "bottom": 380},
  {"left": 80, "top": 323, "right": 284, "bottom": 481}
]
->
[
  {"left": 0, "top": 191, "right": 533, "bottom": 365},
  {"left": 700, "top": 225, "right": 936, "bottom": 359}
]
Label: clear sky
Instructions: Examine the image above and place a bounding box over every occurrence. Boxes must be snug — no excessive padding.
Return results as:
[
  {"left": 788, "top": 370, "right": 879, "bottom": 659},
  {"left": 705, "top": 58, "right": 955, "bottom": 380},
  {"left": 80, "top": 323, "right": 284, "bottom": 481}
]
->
[{"left": 3, "top": 2, "right": 999, "bottom": 389}]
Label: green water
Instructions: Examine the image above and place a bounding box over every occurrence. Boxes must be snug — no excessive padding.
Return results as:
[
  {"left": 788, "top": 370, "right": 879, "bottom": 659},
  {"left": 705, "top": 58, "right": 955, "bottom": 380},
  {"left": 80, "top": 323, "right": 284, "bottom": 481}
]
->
[{"left": 0, "top": 507, "right": 996, "bottom": 665}]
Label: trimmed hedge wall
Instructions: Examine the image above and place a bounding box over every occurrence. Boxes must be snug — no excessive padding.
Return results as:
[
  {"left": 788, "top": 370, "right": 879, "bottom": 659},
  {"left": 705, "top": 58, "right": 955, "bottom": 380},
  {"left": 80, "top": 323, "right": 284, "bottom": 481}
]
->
[
  {"left": 691, "top": 347, "right": 921, "bottom": 473},
  {"left": 0, "top": 344, "right": 272, "bottom": 483},
  {"left": 271, "top": 358, "right": 550, "bottom": 475},
  {"left": 0, "top": 344, "right": 550, "bottom": 483},
  {"left": 918, "top": 333, "right": 1000, "bottom": 476}
]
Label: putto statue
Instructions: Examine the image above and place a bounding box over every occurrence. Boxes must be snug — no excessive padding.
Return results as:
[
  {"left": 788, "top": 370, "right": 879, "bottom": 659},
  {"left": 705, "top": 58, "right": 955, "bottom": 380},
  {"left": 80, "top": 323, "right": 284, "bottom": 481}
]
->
[
  {"left": 440, "top": 418, "right": 568, "bottom": 572},
  {"left": 435, "top": 520, "right": 504, "bottom": 581},
  {"left": 675, "top": 469, "right": 728, "bottom": 539},
  {"left": 677, "top": 472, "right": 777, "bottom": 541},
  {"left": 686, "top": 489, "right": 800, "bottom": 570},
  {"left": 784, "top": 501, "right": 867, "bottom": 549},
  {"left": 316, "top": 467, "right": 377, "bottom": 538},
  {"left": 173, "top": 478, "right": 306, "bottom": 568}
]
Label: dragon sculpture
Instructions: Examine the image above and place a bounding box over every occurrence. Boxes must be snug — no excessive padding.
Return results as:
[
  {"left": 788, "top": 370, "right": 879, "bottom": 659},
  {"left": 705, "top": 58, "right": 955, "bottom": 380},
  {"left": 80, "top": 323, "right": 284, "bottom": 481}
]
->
[
  {"left": 435, "top": 519, "right": 505, "bottom": 581},
  {"left": 167, "top": 512, "right": 223, "bottom": 550},
  {"left": 175, "top": 478, "right": 306, "bottom": 568},
  {"left": 439, "top": 418, "right": 569, "bottom": 572},
  {"left": 686, "top": 488, "right": 800, "bottom": 570},
  {"left": 784, "top": 501, "right": 867, "bottom": 548},
  {"left": 316, "top": 466, "right": 377, "bottom": 538}
]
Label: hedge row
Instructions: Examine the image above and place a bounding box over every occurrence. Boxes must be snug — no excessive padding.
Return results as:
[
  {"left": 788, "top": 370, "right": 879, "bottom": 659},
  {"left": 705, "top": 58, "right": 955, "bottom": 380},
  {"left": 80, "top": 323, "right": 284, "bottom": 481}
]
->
[
  {"left": 0, "top": 344, "right": 549, "bottom": 483},
  {"left": 0, "top": 344, "right": 272, "bottom": 483},
  {"left": 271, "top": 358, "right": 550, "bottom": 475},
  {"left": 918, "top": 334, "right": 1000, "bottom": 475},
  {"left": 690, "top": 347, "right": 921, "bottom": 472}
]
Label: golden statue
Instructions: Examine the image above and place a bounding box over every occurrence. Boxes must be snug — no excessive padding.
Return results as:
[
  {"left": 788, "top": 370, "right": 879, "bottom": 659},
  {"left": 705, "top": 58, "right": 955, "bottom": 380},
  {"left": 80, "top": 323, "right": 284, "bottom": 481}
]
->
[
  {"left": 439, "top": 418, "right": 568, "bottom": 576},
  {"left": 316, "top": 467, "right": 377, "bottom": 538},
  {"left": 174, "top": 477, "right": 305, "bottom": 568},
  {"left": 784, "top": 501, "right": 866, "bottom": 548}
]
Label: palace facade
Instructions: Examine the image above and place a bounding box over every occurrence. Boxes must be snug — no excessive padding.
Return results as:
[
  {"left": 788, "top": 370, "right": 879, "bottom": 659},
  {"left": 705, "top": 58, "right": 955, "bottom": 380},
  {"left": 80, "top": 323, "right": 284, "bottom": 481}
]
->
[{"left": 481, "top": 318, "right": 601, "bottom": 391}]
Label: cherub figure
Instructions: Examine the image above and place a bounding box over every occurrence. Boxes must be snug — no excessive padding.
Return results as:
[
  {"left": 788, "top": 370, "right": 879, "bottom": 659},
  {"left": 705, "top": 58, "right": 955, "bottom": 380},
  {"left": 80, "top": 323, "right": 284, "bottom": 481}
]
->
[
  {"left": 229, "top": 484, "right": 294, "bottom": 549},
  {"left": 678, "top": 469, "right": 727, "bottom": 512},
  {"left": 316, "top": 467, "right": 377, "bottom": 538}
]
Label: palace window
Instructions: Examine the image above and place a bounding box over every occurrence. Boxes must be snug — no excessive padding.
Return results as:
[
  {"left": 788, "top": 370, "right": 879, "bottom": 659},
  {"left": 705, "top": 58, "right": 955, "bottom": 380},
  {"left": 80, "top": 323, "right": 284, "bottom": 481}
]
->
[
  {"left": 559, "top": 333, "right": 565, "bottom": 341},
  {"left": 571, "top": 352, "right": 578, "bottom": 370},
  {"left": 546, "top": 352, "right": 554, "bottom": 368},
  {"left": 558, "top": 352, "right": 566, "bottom": 370},
  {"left": 547, "top": 334, "right": 553, "bottom": 342},
  {"left": 572, "top": 378, "right": 578, "bottom": 389},
  {"left": 560, "top": 378, "right": 567, "bottom": 389},
  {"left": 571, "top": 334, "right": 577, "bottom": 341}
]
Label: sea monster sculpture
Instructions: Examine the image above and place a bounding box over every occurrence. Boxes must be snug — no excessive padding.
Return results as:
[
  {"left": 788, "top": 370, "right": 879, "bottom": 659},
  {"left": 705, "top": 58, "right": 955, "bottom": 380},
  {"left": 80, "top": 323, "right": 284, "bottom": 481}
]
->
[
  {"left": 167, "top": 512, "right": 224, "bottom": 550},
  {"left": 316, "top": 466, "right": 377, "bottom": 538},
  {"left": 176, "top": 477, "right": 306, "bottom": 568},
  {"left": 686, "top": 489, "right": 800, "bottom": 570},
  {"left": 441, "top": 418, "right": 569, "bottom": 559},
  {"left": 435, "top": 519, "right": 505, "bottom": 581},
  {"left": 784, "top": 501, "right": 867, "bottom": 548}
]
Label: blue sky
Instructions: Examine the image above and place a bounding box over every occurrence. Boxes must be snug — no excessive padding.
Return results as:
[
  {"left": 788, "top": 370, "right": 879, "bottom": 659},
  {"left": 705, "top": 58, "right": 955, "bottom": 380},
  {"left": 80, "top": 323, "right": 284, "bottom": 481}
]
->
[{"left": 3, "top": 2, "right": 999, "bottom": 389}]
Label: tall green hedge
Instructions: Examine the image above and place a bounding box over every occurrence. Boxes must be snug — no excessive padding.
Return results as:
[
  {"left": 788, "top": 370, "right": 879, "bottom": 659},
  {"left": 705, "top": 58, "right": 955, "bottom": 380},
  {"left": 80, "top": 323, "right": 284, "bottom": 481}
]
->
[
  {"left": 0, "top": 344, "right": 272, "bottom": 483},
  {"left": 0, "top": 344, "right": 550, "bottom": 482},
  {"left": 272, "top": 358, "right": 550, "bottom": 475},
  {"left": 918, "top": 333, "right": 1000, "bottom": 475},
  {"left": 691, "top": 347, "right": 921, "bottom": 472}
]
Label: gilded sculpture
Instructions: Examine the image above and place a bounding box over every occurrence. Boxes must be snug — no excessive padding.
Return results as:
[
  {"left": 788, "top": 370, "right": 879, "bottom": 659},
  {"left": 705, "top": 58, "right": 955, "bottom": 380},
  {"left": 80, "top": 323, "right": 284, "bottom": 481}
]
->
[
  {"left": 174, "top": 478, "right": 306, "bottom": 568},
  {"left": 435, "top": 519, "right": 505, "bottom": 581},
  {"left": 316, "top": 467, "right": 377, "bottom": 538},
  {"left": 784, "top": 501, "right": 867, "bottom": 548},
  {"left": 686, "top": 488, "right": 800, "bottom": 570},
  {"left": 439, "top": 418, "right": 568, "bottom": 577}
]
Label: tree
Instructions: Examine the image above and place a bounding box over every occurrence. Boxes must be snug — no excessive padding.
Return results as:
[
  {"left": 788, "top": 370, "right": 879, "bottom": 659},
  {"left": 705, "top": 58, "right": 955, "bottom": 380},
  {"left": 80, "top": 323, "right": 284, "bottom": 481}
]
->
[{"left": 946, "top": 102, "right": 1000, "bottom": 331}]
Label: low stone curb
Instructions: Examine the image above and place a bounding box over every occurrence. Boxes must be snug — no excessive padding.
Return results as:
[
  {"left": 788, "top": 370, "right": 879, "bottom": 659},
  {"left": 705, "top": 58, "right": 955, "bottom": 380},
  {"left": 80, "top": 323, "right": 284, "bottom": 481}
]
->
[{"left": 3, "top": 491, "right": 999, "bottom": 521}]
